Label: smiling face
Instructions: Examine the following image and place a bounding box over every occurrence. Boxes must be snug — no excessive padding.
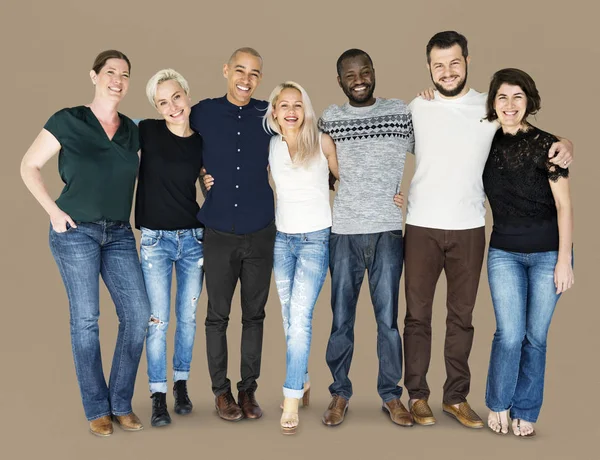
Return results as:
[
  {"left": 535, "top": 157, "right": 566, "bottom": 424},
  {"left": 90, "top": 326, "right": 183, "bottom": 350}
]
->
[
  {"left": 90, "top": 58, "right": 130, "bottom": 101},
  {"left": 337, "top": 54, "right": 376, "bottom": 107},
  {"left": 494, "top": 83, "right": 528, "bottom": 133},
  {"left": 273, "top": 87, "right": 304, "bottom": 133},
  {"left": 223, "top": 51, "right": 263, "bottom": 106},
  {"left": 154, "top": 79, "right": 191, "bottom": 127},
  {"left": 428, "top": 44, "right": 469, "bottom": 98}
]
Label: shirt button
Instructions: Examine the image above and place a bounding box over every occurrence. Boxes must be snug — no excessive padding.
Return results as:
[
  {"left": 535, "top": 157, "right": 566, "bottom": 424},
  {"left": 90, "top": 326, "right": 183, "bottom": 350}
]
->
[
  {"left": 234, "top": 204, "right": 238, "bottom": 207},
  {"left": 239, "top": 107, "right": 242, "bottom": 110},
  {"left": 237, "top": 132, "right": 240, "bottom": 135},
  {"left": 236, "top": 185, "right": 239, "bottom": 188},
  {"left": 237, "top": 166, "right": 240, "bottom": 170},
  {"left": 238, "top": 115, "right": 241, "bottom": 119},
  {"left": 237, "top": 149, "right": 241, "bottom": 152}
]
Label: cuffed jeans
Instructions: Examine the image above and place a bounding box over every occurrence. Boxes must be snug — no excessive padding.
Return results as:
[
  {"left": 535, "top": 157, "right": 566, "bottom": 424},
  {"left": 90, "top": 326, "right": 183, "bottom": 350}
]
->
[
  {"left": 140, "top": 227, "right": 204, "bottom": 394},
  {"left": 203, "top": 221, "right": 276, "bottom": 395},
  {"left": 274, "top": 227, "right": 330, "bottom": 398},
  {"left": 49, "top": 221, "right": 150, "bottom": 421},
  {"left": 486, "top": 248, "right": 563, "bottom": 422},
  {"left": 326, "top": 230, "right": 404, "bottom": 402}
]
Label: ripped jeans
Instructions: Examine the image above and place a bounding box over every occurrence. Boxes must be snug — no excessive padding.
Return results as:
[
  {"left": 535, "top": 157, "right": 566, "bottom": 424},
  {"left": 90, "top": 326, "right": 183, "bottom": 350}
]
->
[{"left": 140, "top": 227, "right": 204, "bottom": 394}]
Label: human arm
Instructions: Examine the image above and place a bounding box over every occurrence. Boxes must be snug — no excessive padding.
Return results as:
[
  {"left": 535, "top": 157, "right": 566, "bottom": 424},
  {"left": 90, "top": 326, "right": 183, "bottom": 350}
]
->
[
  {"left": 321, "top": 133, "right": 339, "bottom": 180},
  {"left": 548, "top": 176, "right": 574, "bottom": 294},
  {"left": 20, "top": 129, "right": 77, "bottom": 232}
]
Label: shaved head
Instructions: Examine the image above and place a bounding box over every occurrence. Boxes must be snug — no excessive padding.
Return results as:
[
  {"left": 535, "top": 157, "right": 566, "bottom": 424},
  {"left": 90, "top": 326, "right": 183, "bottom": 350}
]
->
[{"left": 228, "top": 47, "right": 263, "bottom": 70}]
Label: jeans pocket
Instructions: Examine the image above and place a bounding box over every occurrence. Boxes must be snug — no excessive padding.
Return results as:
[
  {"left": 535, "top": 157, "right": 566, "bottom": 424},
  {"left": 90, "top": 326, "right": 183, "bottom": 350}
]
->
[
  {"left": 141, "top": 229, "right": 161, "bottom": 248},
  {"left": 388, "top": 229, "right": 403, "bottom": 239},
  {"left": 51, "top": 222, "right": 77, "bottom": 234},
  {"left": 193, "top": 228, "right": 204, "bottom": 244}
]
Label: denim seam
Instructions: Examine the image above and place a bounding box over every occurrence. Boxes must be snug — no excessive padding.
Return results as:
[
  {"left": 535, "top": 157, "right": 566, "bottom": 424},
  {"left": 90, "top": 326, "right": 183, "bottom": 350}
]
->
[{"left": 101, "top": 255, "right": 130, "bottom": 413}]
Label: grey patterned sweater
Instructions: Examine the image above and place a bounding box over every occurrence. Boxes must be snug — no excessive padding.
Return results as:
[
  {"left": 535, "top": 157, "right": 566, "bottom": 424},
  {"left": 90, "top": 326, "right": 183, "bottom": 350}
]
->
[{"left": 318, "top": 98, "right": 414, "bottom": 234}]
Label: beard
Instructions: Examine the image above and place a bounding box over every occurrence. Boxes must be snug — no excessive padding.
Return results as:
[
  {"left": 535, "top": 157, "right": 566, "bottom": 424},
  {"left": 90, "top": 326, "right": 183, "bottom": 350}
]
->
[
  {"left": 431, "top": 66, "right": 468, "bottom": 97},
  {"left": 342, "top": 80, "right": 376, "bottom": 105}
]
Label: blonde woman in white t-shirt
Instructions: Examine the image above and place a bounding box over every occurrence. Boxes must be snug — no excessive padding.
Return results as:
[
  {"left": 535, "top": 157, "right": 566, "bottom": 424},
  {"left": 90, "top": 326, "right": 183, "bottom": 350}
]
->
[{"left": 265, "top": 81, "right": 338, "bottom": 435}]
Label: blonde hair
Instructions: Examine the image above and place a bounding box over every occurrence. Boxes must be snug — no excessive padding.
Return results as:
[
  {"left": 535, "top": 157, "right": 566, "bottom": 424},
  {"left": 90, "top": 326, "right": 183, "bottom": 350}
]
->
[
  {"left": 146, "top": 68, "right": 190, "bottom": 108},
  {"left": 263, "top": 81, "right": 319, "bottom": 166}
]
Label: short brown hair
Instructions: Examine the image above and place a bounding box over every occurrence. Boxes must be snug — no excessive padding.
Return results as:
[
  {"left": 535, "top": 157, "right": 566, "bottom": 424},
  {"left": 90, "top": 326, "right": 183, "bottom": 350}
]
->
[
  {"left": 92, "top": 50, "right": 131, "bottom": 74},
  {"left": 486, "top": 68, "right": 541, "bottom": 122}
]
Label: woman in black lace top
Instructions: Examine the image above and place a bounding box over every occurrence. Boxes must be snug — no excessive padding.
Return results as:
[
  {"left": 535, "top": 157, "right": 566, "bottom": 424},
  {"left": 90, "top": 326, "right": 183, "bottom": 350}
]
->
[{"left": 482, "top": 68, "right": 574, "bottom": 438}]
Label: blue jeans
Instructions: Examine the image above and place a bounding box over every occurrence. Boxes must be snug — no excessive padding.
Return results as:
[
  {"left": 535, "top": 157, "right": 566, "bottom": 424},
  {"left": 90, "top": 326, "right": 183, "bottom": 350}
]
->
[
  {"left": 273, "top": 228, "right": 330, "bottom": 398},
  {"left": 140, "top": 227, "right": 204, "bottom": 394},
  {"left": 326, "top": 231, "right": 404, "bottom": 402},
  {"left": 486, "top": 248, "right": 563, "bottom": 422},
  {"left": 49, "top": 221, "right": 150, "bottom": 421}
]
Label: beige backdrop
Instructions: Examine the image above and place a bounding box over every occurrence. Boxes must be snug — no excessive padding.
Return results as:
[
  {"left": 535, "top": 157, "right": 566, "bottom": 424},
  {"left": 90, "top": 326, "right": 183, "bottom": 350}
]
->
[{"left": 2, "top": 0, "right": 598, "bottom": 458}]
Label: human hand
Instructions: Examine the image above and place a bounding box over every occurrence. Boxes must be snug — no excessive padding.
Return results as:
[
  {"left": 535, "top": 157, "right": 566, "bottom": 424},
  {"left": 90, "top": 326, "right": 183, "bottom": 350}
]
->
[
  {"left": 203, "top": 174, "right": 214, "bottom": 191},
  {"left": 554, "top": 260, "right": 574, "bottom": 294},
  {"left": 417, "top": 87, "right": 436, "bottom": 101},
  {"left": 50, "top": 209, "right": 77, "bottom": 233},
  {"left": 393, "top": 192, "right": 405, "bottom": 208},
  {"left": 548, "top": 139, "right": 573, "bottom": 168}
]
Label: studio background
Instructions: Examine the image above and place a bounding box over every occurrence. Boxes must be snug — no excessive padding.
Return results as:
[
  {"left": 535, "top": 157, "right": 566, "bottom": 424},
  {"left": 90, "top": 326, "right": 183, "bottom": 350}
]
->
[{"left": 1, "top": 0, "right": 598, "bottom": 458}]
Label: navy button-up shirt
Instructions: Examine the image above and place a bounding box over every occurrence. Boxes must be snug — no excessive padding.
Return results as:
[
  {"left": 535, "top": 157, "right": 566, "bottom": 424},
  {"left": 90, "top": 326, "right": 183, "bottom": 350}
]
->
[{"left": 190, "top": 96, "right": 274, "bottom": 234}]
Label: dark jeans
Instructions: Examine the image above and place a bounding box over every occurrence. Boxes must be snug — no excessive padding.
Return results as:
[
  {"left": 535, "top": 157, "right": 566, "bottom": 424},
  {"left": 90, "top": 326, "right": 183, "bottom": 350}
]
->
[
  {"left": 403, "top": 224, "right": 485, "bottom": 405},
  {"left": 49, "top": 221, "right": 150, "bottom": 421},
  {"left": 326, "top": 231, "right": 404, "bottom": 402},
  {"left": 203, "top": 222, "right": 276, "bottom": 395}
]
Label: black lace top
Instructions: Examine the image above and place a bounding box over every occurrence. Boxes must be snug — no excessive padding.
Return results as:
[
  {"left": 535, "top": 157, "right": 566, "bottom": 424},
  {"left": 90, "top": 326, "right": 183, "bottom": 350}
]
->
[{"left": 483, "top": 126, "right": 569, "bottom": 253}]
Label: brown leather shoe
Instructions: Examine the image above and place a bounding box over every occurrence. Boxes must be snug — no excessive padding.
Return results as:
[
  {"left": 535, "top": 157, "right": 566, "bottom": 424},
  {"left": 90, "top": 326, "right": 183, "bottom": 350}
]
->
[
  {"left": 382, "top": 399, "right": 414, "bottom": 427},
  {"left": 410, "top": 399, "right": 436, "bottom": 426},
  {"left": 89, "top": 415, "right": 113, "bottom": 437},
  {"left": 442, "top": 401, "right": 484, "bottom": 428},
  {"left": 322, "top": 395, "right": 349, "bottom": 427},
  {"left": 215, "top": 391, "right": 244, "bottom": 422},
  {"left": 238, "top": 390, "right": 263, "bottom": 419},
  {"left": 113, "top": 412, "right": 144, "bottom": 431}
]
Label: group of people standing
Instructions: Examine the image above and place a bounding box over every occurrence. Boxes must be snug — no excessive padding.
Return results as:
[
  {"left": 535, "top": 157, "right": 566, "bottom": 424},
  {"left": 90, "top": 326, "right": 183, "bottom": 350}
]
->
[{"left": 20, "top": 30, "right": 574, "bottom": 439}]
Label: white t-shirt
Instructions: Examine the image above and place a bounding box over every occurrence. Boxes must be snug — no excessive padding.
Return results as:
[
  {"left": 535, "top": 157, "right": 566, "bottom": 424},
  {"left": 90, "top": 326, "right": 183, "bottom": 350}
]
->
[
  {"left": 268, "top": 134, "right": 332, "bottom": 234},
  {"left": 406, "top": 88, "right": 498, "bottom": 230}
]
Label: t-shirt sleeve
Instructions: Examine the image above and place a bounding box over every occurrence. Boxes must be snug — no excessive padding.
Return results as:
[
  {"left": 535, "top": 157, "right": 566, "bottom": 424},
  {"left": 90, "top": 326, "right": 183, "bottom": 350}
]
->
[
  {"left": 43, "top": 109, "right": 69, "bottom": 144},
  {"left": 317, "top": 115, "right": 327, "bottom": 134}
]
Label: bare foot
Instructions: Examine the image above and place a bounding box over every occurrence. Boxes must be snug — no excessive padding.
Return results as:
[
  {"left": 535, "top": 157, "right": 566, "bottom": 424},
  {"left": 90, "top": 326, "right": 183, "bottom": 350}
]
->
[
  {"left": 487, "top": 410, "right": 509, "bottom": 434},
  {"left": 512, "top": 418, "right": 535, "bottom": 437},
  {"left": 281, "top": 398, "right": 300, "bottom": 435}
]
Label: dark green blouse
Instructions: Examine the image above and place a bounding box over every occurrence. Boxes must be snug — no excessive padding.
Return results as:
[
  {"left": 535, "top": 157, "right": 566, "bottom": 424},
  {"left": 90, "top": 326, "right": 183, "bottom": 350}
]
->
[{"left": 44, "top": 106, "right": 140, "bottom": 223}]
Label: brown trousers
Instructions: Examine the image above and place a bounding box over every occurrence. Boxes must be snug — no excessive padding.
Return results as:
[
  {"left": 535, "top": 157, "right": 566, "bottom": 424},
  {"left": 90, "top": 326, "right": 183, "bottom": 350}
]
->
[{"left": 403, "top": 224, "right": 485, "bottom": 405}]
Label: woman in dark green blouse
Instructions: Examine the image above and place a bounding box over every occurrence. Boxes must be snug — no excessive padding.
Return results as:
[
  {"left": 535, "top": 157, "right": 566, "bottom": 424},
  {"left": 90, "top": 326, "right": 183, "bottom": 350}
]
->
[{"left": 20, "top": 50, "right": 150, "bottom": 437}]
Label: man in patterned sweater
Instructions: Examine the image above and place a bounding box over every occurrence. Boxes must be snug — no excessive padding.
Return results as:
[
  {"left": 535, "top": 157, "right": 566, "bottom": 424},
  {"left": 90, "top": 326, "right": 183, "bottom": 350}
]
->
[{"left": 318, "top": 49, "right": 414, "bottom": 428}]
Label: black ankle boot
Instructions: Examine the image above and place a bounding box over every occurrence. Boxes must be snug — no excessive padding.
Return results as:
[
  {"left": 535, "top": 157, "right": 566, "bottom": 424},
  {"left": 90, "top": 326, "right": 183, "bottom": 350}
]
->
[
  {"left": 151, "top": 392, "right": 171, "bottom": 427},
  {"left": 173, "top": 380, "right": 193, "bottom": 415}
]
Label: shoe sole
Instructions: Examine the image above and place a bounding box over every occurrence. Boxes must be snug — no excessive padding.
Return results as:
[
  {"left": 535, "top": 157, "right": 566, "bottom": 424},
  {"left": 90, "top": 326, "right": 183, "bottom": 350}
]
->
[
  {"left": 215, "top": 408, "right": 244, "bottom": 422},
  {"left": 442, "top": 409, "right": 484, "bottom": 429},
  {"left": 151, "top": 419, "right": 172, "bottom": 427},
  {"left": 89, "top": 429, "right": 112, "bottom": 437},
  {"left": 381, "top": 406, "right": 414, "bottom": 427},
  {"left": 411, "top": 412, "right": 436, "bottom": 426},
  {"left": 322, "top": 405, "right": 348, "bottom": 427},
  {"left": 174, "top": 408, "right": 192, "bottom": 415}
]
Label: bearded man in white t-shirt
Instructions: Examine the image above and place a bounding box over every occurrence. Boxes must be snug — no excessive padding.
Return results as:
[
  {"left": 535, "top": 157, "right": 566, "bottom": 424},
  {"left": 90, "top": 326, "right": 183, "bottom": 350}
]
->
[{"left": 402, "top": 31, "right": 574, "bottom": 429}]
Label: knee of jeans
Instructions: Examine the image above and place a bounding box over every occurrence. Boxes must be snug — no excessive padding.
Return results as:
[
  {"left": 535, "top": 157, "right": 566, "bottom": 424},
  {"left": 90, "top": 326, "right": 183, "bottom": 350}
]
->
[
  {"left": 148, "top": 315, "right": 169, "bottom": 331},
  {"left": 70, "top": 313, "right": 100, "bottom": 330},
  {"left": 524, "top": 328, "right": 548, "bottom": 350},
  {"left": 495, "top": 326, "right": 525, "bottom": 348}
]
